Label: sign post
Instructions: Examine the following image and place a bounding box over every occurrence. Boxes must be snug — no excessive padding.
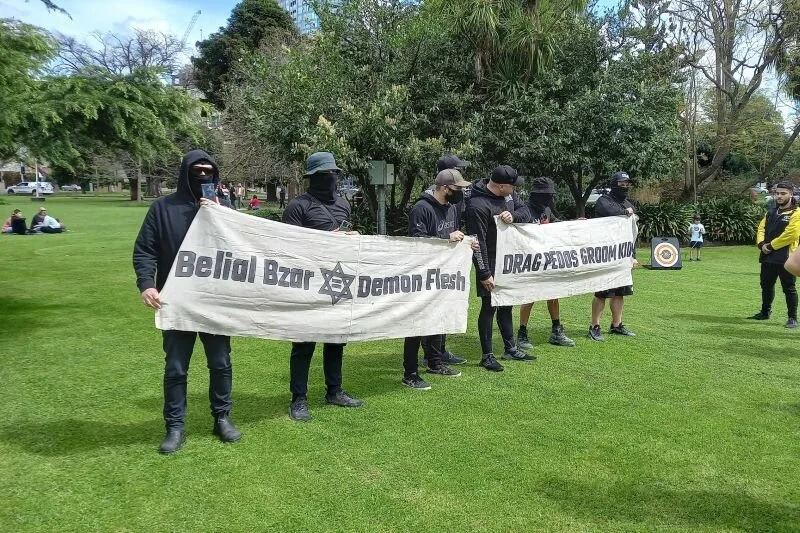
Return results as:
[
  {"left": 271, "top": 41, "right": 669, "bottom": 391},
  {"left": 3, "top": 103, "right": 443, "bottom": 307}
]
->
[{"left": 368, "top": 160, "right": 395, "bottom": 235}]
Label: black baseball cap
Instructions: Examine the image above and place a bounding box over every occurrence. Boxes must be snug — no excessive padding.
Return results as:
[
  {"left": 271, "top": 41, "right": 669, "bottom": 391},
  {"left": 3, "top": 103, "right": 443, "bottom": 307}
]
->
[
  {"left": 436, "top": 154, "right": 470, "bottom": 172},
  {"left": 490, "top": 165, "right": 524, "bottom": 186},
  {"left": 609, "top": 171, "right": 631, "bottom": 185}
]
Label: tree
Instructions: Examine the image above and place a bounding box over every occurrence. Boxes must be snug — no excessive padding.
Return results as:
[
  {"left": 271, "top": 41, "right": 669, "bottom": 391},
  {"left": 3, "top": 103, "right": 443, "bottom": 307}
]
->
[
  {"left": 192, "top": 0, "right": 296, "bottom": 108},
  {"left": 0, "top": 19, "right": 56, "bottom": 159}
]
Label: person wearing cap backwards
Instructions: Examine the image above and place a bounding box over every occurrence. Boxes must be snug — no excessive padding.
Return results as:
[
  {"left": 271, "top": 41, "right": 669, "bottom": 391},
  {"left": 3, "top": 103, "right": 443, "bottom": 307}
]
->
[
  {"left": 133, "top": 149, "right": 241, "bottom": 454},
  {"left": 517, "top": 177, "right": 576, "bottom": 350},
  {"left": 402, "top": 168, "right": 479, "bottom": 389},
  {"left": 465, "top": 165, "right": 533, "bottom": 371},
  {"left": 588, "top": 171, "right": 638, "bottom": 341},
  {"left": 748, "top": 180, "right": 800, "bottom": 328},
  {"left": 282, "top": 151, "right": 363, "bottom": 421}
]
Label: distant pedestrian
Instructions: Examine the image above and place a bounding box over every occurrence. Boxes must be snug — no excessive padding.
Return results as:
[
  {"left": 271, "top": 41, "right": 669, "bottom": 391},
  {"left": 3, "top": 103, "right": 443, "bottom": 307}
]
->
[
  {"left": 279, "top": 185, "right": 287, "bottom": 209},
  {"left": 688, "top": 215, "right": 706, "bottom": 261}
]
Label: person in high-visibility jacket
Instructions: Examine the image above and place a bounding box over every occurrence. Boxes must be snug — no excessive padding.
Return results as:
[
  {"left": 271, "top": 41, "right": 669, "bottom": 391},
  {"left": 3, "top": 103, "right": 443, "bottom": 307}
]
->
[{"left": 749, "top": 181, "right": 800, "bottom": 328}]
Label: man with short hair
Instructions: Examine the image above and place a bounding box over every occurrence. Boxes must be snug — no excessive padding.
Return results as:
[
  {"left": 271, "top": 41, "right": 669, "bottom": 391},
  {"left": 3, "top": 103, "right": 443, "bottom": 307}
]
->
[
  {"left": 588, "top": 171, "right": 637, "bottom": 342},
  {"left": 133, "top": 149, "right": 241, "bottom": 454},
  {"left": 282, "top": 152, "right": 363, "bottom": 421},
  {"left": 517, "top": 177, "right": 576, "bottom": 350},
  {"left": 749, "top": 180, "right": 800, "bottom": 328},
  {"left": 31, "top": 207, "right": 46, "bottom": 229},
  {"left": 402, "top": 168, "right": 478, "bottom": 389},
  {"left": 465, "top": 165, "right": 533, "bottom": 372}
]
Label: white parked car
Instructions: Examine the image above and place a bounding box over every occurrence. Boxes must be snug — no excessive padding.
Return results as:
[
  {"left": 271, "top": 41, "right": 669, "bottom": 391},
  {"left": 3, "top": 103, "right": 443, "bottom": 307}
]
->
[
  {"left": 586, "top": 187, "right": 609, "bottom": 205},
  {"left": 60, "top": 184, "right": 82, "bottom": 192},
  {"left": 6, "top": 181, "right": 55, "bottom": 195}
]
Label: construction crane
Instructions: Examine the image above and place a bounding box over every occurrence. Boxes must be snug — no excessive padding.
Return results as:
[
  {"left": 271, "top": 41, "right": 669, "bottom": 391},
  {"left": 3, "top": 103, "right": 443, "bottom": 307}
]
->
[{"left": 181, "top": 10, "right": 202, "bottom": 49}]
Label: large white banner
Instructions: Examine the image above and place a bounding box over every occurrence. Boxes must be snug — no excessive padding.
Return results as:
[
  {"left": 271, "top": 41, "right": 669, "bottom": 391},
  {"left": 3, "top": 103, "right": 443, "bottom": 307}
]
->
[
  {"left": 156, "top": 204, "right": 474, "bottom": 343},
  {"left": 491, "top": 216, "right": 637, "bottom": 306}
]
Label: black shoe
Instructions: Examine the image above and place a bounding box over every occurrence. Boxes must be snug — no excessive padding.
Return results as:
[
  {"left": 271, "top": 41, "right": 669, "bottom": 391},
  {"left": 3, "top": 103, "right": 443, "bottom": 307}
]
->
[
  {"left": 441, "top": 351, "right": 467, "bottom": 365},
  {"left": 609, "top": 323, "right": 636, "bottom": 337},
  {"left": 588, "top": 324, "right": 605, "bottom": 342},
  {"left": 747, "top": 311, "right": 770, "bottom": 320},
  {"left": 426, "top": 364, "right": 461, "bottom": 377},
  {"left": 402, "top": 373, "right": 431, "bottom": 390},
  {"left": 159, "top": 429, "right": 185, "bottom": 455},
  {"left": 479, "top": 353, "right": 504, "bottom": 372},
  {"left": 502, "top": 347, "right": 536, "bottom": 361},
  {"left": 212, "top": 415, "right": 241, "bottom": 443},
  {"left": 786, "top": 318, "right": 799, "bottom": 329},
  {"left": 289, "top": 397, "right": 312, "bottom": 422},
  {"left": 549, "top": 325, "right": 576, "bottom": 347},
  {"left": 326, "top": 390, "right": 364, "bottom": 408},
  {"left": 517, "top": 327, "right": 534, "bottom": 350}
]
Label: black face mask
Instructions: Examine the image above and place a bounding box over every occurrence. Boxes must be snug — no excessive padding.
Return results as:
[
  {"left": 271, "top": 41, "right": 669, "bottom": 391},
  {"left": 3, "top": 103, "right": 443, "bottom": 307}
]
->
[
  {"left": 611, "top": 185, "right": 629, "bottom": 201},
  {"left": 448, "top": 189, "right": 464, "bottom": 204},
  {"left": 189, "top": 175, "right": 214, "bottom": 199},
  {"left": 531, "top": 193, "right": 554, "bottom": 209},
  {"left": 308, "top": 172, "right": 338, "bottom": 202}
]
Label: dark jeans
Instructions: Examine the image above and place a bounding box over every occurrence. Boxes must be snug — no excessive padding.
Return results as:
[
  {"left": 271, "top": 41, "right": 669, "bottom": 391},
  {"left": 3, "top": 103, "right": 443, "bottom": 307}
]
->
[
  {"left": 760, "top": 262, "right": 798, "bottom": 319},
  {"left": 478, "top": 294, "right": 515, "bottom": 355},
  {"left": 162, "top": 330, "right": 232, "bottom": 430},
  {"left": 290, "top": 342, "right": 344, "bottom": 400},
  {"left": 279, "top": 197, "right": 286, "bottom": 208},
  {"left": 40, "top": 226, "right": 62, "bottom": 233},
  {"left": 403, "top": 335, "right": 444, "bottom": 377}
]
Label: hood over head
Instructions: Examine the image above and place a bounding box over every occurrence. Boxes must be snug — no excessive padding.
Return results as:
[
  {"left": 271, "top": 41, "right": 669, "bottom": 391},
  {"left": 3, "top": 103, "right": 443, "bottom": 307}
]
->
[{"left": 178, "top": 149, "right": 220, "bottom": 200}]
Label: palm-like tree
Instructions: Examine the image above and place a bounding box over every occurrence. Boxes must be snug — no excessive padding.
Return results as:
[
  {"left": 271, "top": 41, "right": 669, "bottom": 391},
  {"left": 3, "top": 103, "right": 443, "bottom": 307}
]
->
[{"left": 435, "top": 0, "right": 588, "bottom": 84}]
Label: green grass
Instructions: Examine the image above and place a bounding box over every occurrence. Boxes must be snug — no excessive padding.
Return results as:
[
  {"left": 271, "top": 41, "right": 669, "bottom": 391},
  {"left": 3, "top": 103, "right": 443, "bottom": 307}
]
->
[{"left": 1, "top": 197, "right": 798, "bottom": 532}]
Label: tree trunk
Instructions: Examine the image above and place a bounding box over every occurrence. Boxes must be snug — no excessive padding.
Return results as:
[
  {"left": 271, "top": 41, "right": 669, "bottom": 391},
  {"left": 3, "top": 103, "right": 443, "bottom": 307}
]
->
[
  {"left": 136, "top": 157, "right": 143, "bottom": 202},
  {"left": 128, "top": 178, "right": 138, "bottom": 200}
]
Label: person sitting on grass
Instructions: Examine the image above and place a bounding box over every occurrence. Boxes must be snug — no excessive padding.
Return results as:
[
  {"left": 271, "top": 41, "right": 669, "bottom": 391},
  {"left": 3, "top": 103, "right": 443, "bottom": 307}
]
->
[
  {"left": 3, "top": 209, "right": 20, "bottom": 233},
  {"left": 30, "top": 207, "right": 46, "bottom": 228},
  {"left": 248, "top": 195, "right": 261, "bottom": 210},
  {"left": 39, "top": 213, "right": 65, "bottom": 234},
  {"left": 3, "top": 209, "right": 27, "bottom": 235}
]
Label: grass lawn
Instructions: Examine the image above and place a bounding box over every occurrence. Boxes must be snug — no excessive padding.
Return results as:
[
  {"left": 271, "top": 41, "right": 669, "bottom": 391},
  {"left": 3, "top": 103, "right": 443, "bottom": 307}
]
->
[{"left": 1, "top": 197, "right": 798, "bottom": 532}]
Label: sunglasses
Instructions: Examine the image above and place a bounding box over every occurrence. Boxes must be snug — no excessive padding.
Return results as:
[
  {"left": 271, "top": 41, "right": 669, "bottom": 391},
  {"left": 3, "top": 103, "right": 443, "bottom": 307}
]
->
[{"left": 190, "top": 165, "right": 213, "bottom": 177}]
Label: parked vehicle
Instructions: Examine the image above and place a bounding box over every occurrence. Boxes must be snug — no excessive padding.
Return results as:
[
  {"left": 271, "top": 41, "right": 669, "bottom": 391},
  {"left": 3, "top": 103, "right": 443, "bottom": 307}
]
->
[
  {"left": 6, "top": 181, "right": 55, "bottom": 195},
  {"left": 60, "top": 184, "right": 82, "bottom": 192},
  {"left": 586, "top": 187, "right": 608, "bottom": 206}
]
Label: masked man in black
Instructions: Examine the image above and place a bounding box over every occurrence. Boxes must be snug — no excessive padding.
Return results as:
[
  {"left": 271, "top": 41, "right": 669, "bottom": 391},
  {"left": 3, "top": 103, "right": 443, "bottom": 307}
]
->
[
  {"left": 133, "top": 149, "right": 241, "bottom": 454},
  {"left": 465, "top": 165, "right": 533, "bottom": 371},
  {"left": 588, "top": 171, "right": 637, "bottom": 342},
  {"left": 517, "top": 177, "right": 576, "bottom": 350},
  {"left": 402, "top": 168, "right": 478, "bottom": 389},
  {"left": 282, "top": 152, "right": 363, "bottom": 421},
  {"left": 749, "top": 180, "right": 800, "bottom": 327}
]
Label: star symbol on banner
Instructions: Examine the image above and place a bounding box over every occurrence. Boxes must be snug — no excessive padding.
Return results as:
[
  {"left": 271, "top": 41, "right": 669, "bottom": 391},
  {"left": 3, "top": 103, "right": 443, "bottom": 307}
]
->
[{"left": 318, "top": 262, "right": 356, "bottom": 305}]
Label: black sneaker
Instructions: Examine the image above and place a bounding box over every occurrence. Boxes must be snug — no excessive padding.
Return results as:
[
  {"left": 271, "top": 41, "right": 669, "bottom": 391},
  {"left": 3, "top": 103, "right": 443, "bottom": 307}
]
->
[
  {"left": 325, "top": 390, "right": 364, "bottom": 408},
  {"left": 549, "top": 325, "right": 576, "bottom": 347},
  {"left": 479, "top": 353, "right": 504, "bottom": 372},
  {"left": 747, "top": 311, "right": 770, "bottom": 320},
  {"left": 501, "top": 347, "right": 536, "bottom": 361},
  {"left": 441, "top": 351, "right": 467, "bottom": 365},
  {"left": 588, "top": 324, "right": 605, "bottom": 342},
  {"left": 786, "top": 318, "right": 799, "bottom": 329},
  {"left": 289, "top": 398, "right": 312, "bottom": 422},
  {"left": 426, "top": 364, "right": 461, "bottom": 377},
  {"left": 402, "top": 373, "right": 431, "bottom": 390},
  {"left": 517, "top": 328, "right": 534, "bottom": 350},
  {"left": 609, "top": 324, "right": 636, "bottom": 337}
]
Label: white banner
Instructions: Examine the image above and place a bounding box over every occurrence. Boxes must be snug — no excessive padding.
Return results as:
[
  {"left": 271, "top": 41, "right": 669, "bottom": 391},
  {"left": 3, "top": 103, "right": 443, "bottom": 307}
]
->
[
  {"left": 491, "top": 216, "right": 637, "bottom": 306},
  {"left": 156, "top": 204, "right": 474, "bottom": 343}
]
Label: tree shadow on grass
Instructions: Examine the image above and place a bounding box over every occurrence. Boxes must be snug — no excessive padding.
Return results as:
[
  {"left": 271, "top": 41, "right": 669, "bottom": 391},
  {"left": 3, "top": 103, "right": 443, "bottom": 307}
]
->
[
  {"left": 0, "top": 296, "right": 69, "bottom": 341},
  {"left": 538, "top": 476, "right": 800, "bottom": 531},
  {"left": 671, "top": 313, "right": 760, "bottom": 326},
  {"left": 0, "top": 392, "right": 284, "bottom": 456}
]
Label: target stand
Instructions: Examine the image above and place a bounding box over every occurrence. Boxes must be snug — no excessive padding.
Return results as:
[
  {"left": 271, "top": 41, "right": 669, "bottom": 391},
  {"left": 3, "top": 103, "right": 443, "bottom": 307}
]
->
[{"left": 650, "top": 237, "right": 682, "bottom": 270}]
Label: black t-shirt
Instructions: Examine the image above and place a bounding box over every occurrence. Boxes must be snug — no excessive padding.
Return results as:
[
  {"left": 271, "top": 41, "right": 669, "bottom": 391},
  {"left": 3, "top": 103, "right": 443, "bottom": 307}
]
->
[{"left": 282, "top": 193, "right": 351, "bottom": 231}]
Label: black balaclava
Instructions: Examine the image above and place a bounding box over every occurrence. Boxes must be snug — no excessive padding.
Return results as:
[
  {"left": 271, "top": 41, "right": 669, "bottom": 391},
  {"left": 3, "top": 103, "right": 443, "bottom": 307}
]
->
[
  {"left": 307, "top": 171, "right": 338, "bottom": 203},
  {"left": 189, "top": 162, "right": 215, "bottom": 199},
  {"left": 447, "top": 188, "right": 464, "bottom": 205},
  {"left": 531, "top": 193, "right": 555, "bottom": 212},
  {"left": 610, "top": 183, "right": 629, "bottom": 202}
]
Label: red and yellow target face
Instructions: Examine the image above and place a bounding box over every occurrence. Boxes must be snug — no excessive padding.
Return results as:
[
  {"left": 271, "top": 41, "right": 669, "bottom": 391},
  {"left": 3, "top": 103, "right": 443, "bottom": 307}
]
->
[{"left": 654, "top": 242, "right": 679, "bottom": 267}]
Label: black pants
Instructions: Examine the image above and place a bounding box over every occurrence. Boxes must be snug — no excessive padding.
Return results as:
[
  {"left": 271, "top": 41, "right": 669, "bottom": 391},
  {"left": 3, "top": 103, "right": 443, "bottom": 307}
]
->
[
  {"left": 478, "top": 295, "right": 515, "bottom": 355},
  {"left": 162, "top": 330, "right": 232, "bottom": 430},
  {"left": 760, "top": 262, "right": 798, "bottom": 319},
  {"left": 403, "top": 335, "right": 444, "bottom": 377},
  {"left": 40, "top": 226, "right": 62, "bottom": 233},
  {"left": 279, "top": 197, "right": 286, "bottom": 208},
  {"left": 290, "top": 342, "right": 343, "bottom": 400}
]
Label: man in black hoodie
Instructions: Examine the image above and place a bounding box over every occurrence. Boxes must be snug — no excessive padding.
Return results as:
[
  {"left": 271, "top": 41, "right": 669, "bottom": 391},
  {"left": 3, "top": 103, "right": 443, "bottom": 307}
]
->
[
  {"left": 588, "top": 171, "right": 637, "bottom": 342},
  {"left": 133, "top": 149, "right": 241, "bottom": 455},
  {"left": 402, "top": 168, "right": 477, "bottom": 390},
  {"left": 517, "top": 177, "right": 576, "bottom": 350},
  {"left": 282, "top": 152, "right": 363, "bottom": 422},
  {"left": 465, "top": 165, "right": 533, "bottom": 371}
]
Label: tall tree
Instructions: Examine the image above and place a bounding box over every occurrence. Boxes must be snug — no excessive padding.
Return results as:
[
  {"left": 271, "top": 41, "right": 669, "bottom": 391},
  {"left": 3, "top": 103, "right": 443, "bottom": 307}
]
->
[{"left": 193, "top": 0, "right": 296, "bottom": 108}]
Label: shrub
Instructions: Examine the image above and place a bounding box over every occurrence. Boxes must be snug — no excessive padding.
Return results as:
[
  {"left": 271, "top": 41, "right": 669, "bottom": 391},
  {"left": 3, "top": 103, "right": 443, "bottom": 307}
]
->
[
  {"left": 697, "top": 197, "right": 765, "bottom": 245},
  {"left": 634, "top": 201, "right": 695, "bottom": 242},
  {"left": 247, "top": 207, "right": 283, "bottom": 222}
]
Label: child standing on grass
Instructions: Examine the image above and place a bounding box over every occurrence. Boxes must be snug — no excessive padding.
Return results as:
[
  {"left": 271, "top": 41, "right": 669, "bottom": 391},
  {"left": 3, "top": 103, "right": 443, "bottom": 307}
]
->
[{"left": 689, "top": 214, "right": 706, "bottom": 261}]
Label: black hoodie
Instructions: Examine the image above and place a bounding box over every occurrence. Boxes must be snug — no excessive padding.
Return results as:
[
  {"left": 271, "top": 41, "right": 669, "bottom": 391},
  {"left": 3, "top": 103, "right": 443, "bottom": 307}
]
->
[
  {"left": 132, "top": 150, "right": 220, "bottom": 292},
  {"left": 408, "top": 191, "right": 459, "bottom": 238},
  {"left": 464, "top": 178, "right": 531, "bottom": 284}
]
